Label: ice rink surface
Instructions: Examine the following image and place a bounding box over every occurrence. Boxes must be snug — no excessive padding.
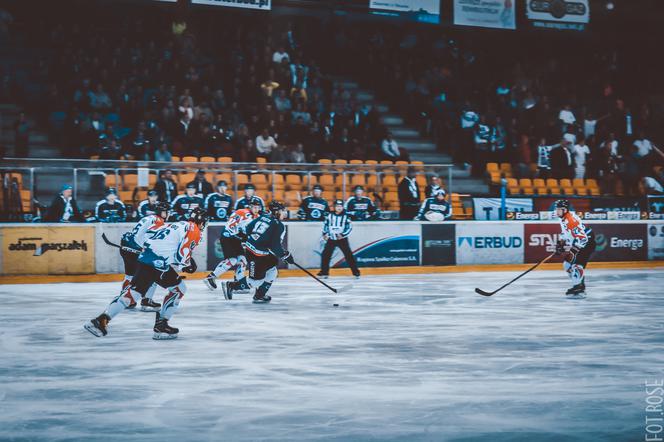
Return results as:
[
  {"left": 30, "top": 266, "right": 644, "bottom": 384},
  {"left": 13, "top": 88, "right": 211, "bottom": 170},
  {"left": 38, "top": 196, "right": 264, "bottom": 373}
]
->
[{"left": 1, "top": 269, "right": 663, "bottom": 442}]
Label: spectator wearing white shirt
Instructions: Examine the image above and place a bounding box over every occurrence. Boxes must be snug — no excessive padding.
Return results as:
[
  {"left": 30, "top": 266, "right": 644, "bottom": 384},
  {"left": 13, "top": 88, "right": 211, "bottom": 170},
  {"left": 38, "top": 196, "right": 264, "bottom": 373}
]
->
[
  {"left": 633, "top": 130, "right": 653, "bottom": 159},
  {"left": 272, "top": 46, "right": 290, "bottom": 64},
  {"left": 572, "top": 136, "right": 591, "bottom": 179},
  {"left": 255, "top": 128, "right": 278, "bottom": 156},
  {"left": 558, "top": 104, "right": 576, "bottom": 127},
  {"left": 381, "top": 132, "right": 400, "bottom": 160}
]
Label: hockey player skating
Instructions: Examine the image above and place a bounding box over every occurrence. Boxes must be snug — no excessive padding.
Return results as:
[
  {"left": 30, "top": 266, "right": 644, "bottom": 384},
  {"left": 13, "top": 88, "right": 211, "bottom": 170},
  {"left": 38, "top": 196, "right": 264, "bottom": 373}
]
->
[
  {"left": 204, "top": 198, "right": 262, "bottom": 291},
  {"left": 317, "top": 199, "right": 360, "bottom": 279},
  {"left": 118, "top": 201, "right": 171, "bottom": 311},
  {"left": 85, "top": 207, "right": 208, "bottom": 339},
  {"left": 416, "top": 189, "right": 452, "bottom": 221},
  {"left": 221, "top": 201, "right": 294, "bottom": 303},
  {"left": 554, "top": 199, "right": 596, "bottom": 297}
]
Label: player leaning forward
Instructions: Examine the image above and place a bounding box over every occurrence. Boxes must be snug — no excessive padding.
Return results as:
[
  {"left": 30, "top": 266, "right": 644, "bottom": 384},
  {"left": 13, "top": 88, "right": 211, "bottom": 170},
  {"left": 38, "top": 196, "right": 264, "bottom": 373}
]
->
[
  {"left": 85, "top": 208, "right": 208, "bottom": 339},
  {"left": 555, "top": 199, "right": 596, "bottom": 297},
  {"left": 221, "top": 201, "right": 294, "bottom": 303}
]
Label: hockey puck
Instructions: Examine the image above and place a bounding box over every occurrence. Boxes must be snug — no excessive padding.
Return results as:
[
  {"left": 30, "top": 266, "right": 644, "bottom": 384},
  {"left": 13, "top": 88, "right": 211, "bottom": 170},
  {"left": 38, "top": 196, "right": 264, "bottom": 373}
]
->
[{"left": 333, "top": 303, "right": 339, "bottom": 307}]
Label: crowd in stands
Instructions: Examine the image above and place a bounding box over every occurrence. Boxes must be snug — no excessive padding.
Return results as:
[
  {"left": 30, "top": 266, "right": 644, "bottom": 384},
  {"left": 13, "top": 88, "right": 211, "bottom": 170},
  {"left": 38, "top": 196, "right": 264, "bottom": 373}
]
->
[
  {"left": 29, "top": 11, "right": 392, "bottom": 164},
  {"left": 333, "top": 22, "right": 664, "bottom": 195}
]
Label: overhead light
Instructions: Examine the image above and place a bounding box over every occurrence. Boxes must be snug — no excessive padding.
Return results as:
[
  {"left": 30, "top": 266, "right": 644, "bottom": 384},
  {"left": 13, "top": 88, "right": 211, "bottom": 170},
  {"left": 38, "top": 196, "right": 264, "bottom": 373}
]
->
[{"left": 606, "top": 1, "right": 615, "bottom": 11}]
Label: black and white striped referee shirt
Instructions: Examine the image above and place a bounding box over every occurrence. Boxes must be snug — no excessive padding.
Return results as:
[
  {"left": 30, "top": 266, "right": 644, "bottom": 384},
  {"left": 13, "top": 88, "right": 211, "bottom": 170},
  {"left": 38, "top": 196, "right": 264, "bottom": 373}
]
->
[{"left": 322, "top": 212, "right": 352, "bottom": 240}]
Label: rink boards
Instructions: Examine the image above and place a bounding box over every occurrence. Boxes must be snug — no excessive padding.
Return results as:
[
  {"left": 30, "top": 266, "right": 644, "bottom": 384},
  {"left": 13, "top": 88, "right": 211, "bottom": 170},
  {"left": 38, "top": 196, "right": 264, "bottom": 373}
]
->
[{"left": 0, "top": 220, "right": 662, "bottom": 275}]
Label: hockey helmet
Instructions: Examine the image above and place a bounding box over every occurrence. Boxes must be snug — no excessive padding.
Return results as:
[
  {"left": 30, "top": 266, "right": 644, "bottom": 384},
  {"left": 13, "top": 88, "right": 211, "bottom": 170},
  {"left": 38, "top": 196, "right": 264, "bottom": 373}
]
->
[
  {"left": 148, "top": 190, "right": 158, "bottom": 197},
  {"left": 156, "top": 201, "right": 171, "bottom": 217},
  {"left": 313, "top": 184, "right": 323, "bottom": 192},
  {"left": 186, "top": 183, "right": 197, "bottom": 190},
  {"left": 217, "top": 180, "right": 228, "bottom": 188},
  {"left": 334, "top": 199, "right": 344, "bottom": 207},
  {"left": 268, "top": 200, "right": 286, "bottom": 217},
  {"left": 105, "top": 187, "right": 117, "bottom": 196},
  {"left": 554, "top": 199, "right": 570, "bottom": 210},
  {"left": 248, "top": 197, "right": 262, "bottom": 207},
  {"left": 244, "top": 184, "right": 256, "bottom": 191},
  {"left": 353, "top": 185, "right": 364, "bottom": 192},
  {"left": 433, "top": 188, "right": 446, "bottom": 197},
  {"left": 189, "top": 206, "right": 208, "bottom": 229}
]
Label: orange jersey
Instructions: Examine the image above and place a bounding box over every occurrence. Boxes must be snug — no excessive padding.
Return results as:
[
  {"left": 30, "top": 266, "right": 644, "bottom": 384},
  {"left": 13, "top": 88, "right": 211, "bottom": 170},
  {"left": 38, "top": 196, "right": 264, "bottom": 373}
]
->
[{"left": 559, "top": 211, "right": 591, "bottom": 248}]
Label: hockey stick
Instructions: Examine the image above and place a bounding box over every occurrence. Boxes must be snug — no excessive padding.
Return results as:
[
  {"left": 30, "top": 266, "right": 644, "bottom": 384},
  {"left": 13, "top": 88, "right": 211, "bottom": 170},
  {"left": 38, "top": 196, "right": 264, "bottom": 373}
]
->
[
  {"left": 291, "top": 261, "right": 351, "bottom": 294},
  {"left": 475, "top": 252, "right": 556, "bottom": 297},
  {"left": 101, "top": 232, "right": 121, "bottom": 249}
]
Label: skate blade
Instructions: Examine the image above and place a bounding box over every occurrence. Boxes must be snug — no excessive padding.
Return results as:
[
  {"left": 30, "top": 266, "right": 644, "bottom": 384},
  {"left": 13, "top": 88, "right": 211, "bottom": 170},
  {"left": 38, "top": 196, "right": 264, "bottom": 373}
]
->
[
  {"left": 566, "top": 292, "right": 586, "bottom": 300},
  {"left": 152, "top": 332, "right": 178, "bottom": 340},
  {"left": 221, "top": 284, "right": 232, "bottom": 300},
  {"left": 203, "top": 279, "right": 217, "bottom": 291},
  {"left": 234, "top": 289, "right": 250, "bottom": 294},
  {"left": 84, "top": 322, "right": 104, "bottom": 337},
  {"left": 252, "top": 299, "right": 271, "bottom": 304},
  {"left": 140, "top": 306, "right": 160, "bottom": 312}
]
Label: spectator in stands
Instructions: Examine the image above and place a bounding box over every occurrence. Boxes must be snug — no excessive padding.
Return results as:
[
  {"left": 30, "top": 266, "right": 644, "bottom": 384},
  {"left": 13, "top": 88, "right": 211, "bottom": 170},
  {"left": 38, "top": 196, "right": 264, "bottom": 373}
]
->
[
  {"left": 536, "top": 138, "right": 556, "bottom": 179},
  {"left": 44, "top": 184, "right": 83, "bottom": 222},
  {"left": 515, "top": 135, "right": 533, "bottom": 178},
  {"left": 290, "top": 143, "right": 306, "bottom": 163},
  {"left": 633, "top": 130, "right": 653, "bottom": 171},
  {"left": 256, "top": 128, "right": 278, "bottom": 156},
  {"left": 13, "top": 112, "right": 29, "bottom": 158},
  {"left": 274, "top": 89, "right": 292, "bottom": 113},
  {"left": 425, "top": 175, "right": 442, "bottom": 198},
  {"left": 100, "top": 139, "right": 122, "bottom": 160},
  {"left": 573, "top": 136, "right": 591, "bottom": 179},
  {"left": 95, "top": 188, "right": 127, "bottom": 223},
  {"left": 623, "top": 145, "right": 641, "bottom": 196},
  {"left": 558, "top": 104, "right": 576, "bottom": 132},
  {"left": 398, "top": 168, "right": 421, "bottom": 220},
  {"left": 154, "top": 142, "right": 173, "bottom": 162},
  {"left": 273, "top": 46, "right": 290, "bottom": 64},
  {"left": 643, "top": 170, "right": 664, "bottom": 195},
  {"left": 269, "top": 143, "right": 289, "bottom": 163},
  {"left": 381, "top": 132, "right": 401, "bottom": 161},
  {"left": 154, "top": 169, "right": 177, "bottom": 202},
  {"left": 551, "top": 141, "right": 574, "bottom": 180},
  {"left": 187, "top": 170, "right": 213, "bottom": 198}
]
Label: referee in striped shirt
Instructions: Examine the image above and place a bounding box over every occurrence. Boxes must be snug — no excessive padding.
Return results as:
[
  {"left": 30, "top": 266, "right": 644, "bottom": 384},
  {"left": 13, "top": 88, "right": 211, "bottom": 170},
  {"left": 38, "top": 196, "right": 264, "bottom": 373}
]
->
[{"left": 318, "top": 199, "right": 361, "bottom": 279}]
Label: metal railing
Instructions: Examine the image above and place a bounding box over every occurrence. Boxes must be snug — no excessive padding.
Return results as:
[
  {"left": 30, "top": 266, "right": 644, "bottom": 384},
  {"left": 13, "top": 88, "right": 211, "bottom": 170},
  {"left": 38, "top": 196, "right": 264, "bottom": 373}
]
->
[{"left": 0, "top": 158, "right": 455, "bottom": 216}]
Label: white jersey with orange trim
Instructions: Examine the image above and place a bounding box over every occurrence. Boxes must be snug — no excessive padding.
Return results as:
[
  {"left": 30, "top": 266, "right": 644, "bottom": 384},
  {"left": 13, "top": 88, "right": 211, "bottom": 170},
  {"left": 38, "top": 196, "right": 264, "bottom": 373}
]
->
[
  {"left": 222, "top": 208, "right": 259, "bottom": 239},
  {"left": 559, "top": 211, "right": 592, "bottom": 249},
  {"left": 138, "top": 220, "right": 202, "bottom": 271},
  {"left": 121, "top": 214, "right": 165, "bottom": 252}
]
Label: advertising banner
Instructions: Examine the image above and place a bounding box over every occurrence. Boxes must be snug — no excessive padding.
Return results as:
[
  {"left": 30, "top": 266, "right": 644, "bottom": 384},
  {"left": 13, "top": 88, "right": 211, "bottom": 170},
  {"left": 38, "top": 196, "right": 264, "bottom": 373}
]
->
[
  {"left": 527, "top": 0, "right": 590, "bottom": 30},
  {"left": 456, "top": 222, "right": 523, "bottom": 264},
  {"left": 370, "top": 0, "right": 441, "bottom": 24},
  {"left": 647, "top": 196, "right": 664, "bottom": 220},
  {"left": 422, "top": 224, "right": 456, "bottom": 265},
  {"left": 191, "top": 0, "right": 271, "bottom": 10},
  {"left": 454, "top": 0, "right": 516, "bottom": 30},
  {"left": 288, "top": 222, "right": 420, "bottom": 269},
  {"left": 473, "top": 198, "right": 533, "bottom": 220},
  {"left": 648, "top": 223, "right": 664, "bottom": 260},
  {"left": 3, "top": 226, "right": 95, "bottom": 274},
  {"left": 96, "top": 223, "right": 207, "bottom": 274},
  {"left": 524, "top": 222, "right": 648, "bottom": 263}
]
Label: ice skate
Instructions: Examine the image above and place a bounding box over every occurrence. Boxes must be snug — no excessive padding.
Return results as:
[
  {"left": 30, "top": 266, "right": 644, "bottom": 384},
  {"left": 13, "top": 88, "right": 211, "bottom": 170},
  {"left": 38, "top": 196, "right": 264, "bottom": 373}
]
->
[
  {"left": 153, "top": 313, "right": 179, "bottom": 340},
  {"left": 252, "top": 294, "right": 272, "bottom": 304},
  {"left": 221, "top": 281, "right": 233, "bottom": 300},
  {"left": 233, "top": 277, "right": 250, "bottom": 294},
  {"left": 316, "top": 272, "right": 329, "bottom": 279},
  {"left": 126, "top": 298, "right": 137, "bottom": 309},
  {"left": 84, "top": 314, "right": 110, "bottom": 337},
  {"left": 140, "top": 298, "right": 161, "bottom": 312},
  {"left": 566, "top": 282, "right": 586, "bottom": 299},
  {"left": 203, "top": 273, "right": 218, "bottom": 291}
]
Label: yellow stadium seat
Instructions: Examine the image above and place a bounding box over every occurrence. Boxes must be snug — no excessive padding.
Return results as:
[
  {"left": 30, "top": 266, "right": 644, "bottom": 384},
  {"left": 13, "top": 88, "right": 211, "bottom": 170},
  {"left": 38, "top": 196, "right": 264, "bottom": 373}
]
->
[
  {"left": 486, "top": 163, "right": 499, "bottom": 173},
  {"left": 236, "top": 174, "right": 250, "bottom": 186},
  {"left": 560, "top": 179, "right": 572, "bottom": 188},
  {"left": 182, "top": 156, "right": 198, "bottom": 163},
  {"left": 545, "top": 178, "right": 558, "bottom": 188},
  {"left": 508, "top": 186, "right": 520, "bottom": 195},
  {"left": 217, "top": 156, "right": 232, "bottom": 163},
  {"left": 366, "top": 174, "right": 378, "bottom": 192},
  {"left": 590, "top": 187, "right": 600, "bottom": 196},
  {"left": 500, "top": 163, "right": 512, "bottom": 173},
  {"left": 349, "top": 160, "right": 363, "bottom": 165},
  {"left": 322, "top": 191, "right": 336, "bottom": 202},
  {"left": 521, "top": 187, "right": 534, "bottom": 195},
  {"left": 178, "top": 173, "right": 196, "bottom": 190},
  {"left": 536, "top": 187, "right": 548, "bottom": 195},
  {"left": 351, "top": 174, "right": 367, "bottom": 188},
  {"left": 285, "top": 174, "right": 302, "bottom": 190},
  {"left": 364, "top": 160, "right": 378, "bottom": 168},
  {"left": 586, "top": 179, "right": 599, "bottom": 189},
  {"left": 506, "top": 178, "right": 518, "bottom": 188},
  {"left": 105, "top": 174, "right": 119, "bottom": 189},
  {"left": 216, "top": 173, "right": 232, "bottom": 185},
  {"left": 575, "top": 187, "right": 588, "bottom": 196},
  {"left": 118, "top": 190, "right": 133, "bottom": 204},
  {"left": 256, "top": 157, "right": 267, "bottom": 164},
  {"left": 271, "top": 174, "right": 285, "bottom": 190},
  {"left": 519, "top": 178, "right": 533, "bottom": 188},
  {"left": 171, "top": 156, "right": 181, "bottom": 162},
  {"left": 490, "top": 172, "right": 501, "bottom": 185},
  {"left": 319, "top": 174, "right": 335, "bottom": 189},
  {"left": 381, "top": 174, "right": 398, "bottom": 190},
  {"left": 200, "top": 156, "right": 215, "bottom": 162},
  {"left": 252, "top": 174, "right": 269, "bottom": 190},
  {"left": 318, "top": 159, "right": 332, "bottom": 165}
]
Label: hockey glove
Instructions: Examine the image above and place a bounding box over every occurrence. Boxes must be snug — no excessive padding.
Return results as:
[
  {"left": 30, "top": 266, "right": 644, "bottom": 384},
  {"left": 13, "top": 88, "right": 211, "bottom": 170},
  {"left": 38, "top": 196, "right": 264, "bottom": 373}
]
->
[
  {"left": 555, "top": 239, "right": 566, "bottom": 255},
  {"left": 182, "top": 258, "right": 197, "bottom": 274},
  {"left": 282, "top": 252, "right": 295, "bottom": 264}
]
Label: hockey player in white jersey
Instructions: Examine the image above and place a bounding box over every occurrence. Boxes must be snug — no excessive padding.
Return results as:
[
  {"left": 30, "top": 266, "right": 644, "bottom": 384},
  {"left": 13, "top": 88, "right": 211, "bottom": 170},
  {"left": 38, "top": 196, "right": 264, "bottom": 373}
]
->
[
  {"left": 204, "top": 198, "right": 262, "bottom": 291},
  {"left": 85, "top": 208, "right": 208, "bottom": 339},
  {"left": 118, "top": 201, "right": 170, "bottom": 311}
]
